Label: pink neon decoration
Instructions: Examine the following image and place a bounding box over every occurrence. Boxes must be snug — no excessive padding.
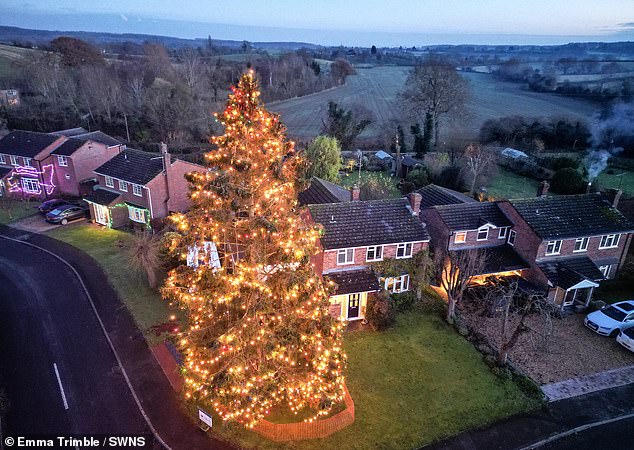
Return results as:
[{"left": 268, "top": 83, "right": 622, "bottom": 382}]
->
[{"left": 6, "top": 164, "right": 57, "bottom": 195}]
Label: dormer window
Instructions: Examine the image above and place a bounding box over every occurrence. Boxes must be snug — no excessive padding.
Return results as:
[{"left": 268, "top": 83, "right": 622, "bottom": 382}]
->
[
  {"left": 477, "top": 228, "right": 489, "bottom": 241},
  {"left": 454, "top": 231, "right": 467, "bottom": 244},
  {"left": 545, "top": 240, "right": 562, "bottom": 256}
]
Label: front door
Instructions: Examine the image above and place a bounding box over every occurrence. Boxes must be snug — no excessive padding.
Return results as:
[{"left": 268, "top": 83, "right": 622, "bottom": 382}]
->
[
  {"left": 93, "top": 204, "right": 109, "bottom": 226},
  {"left": 347, "top": 294, "right": 360, "bottom": 319}
]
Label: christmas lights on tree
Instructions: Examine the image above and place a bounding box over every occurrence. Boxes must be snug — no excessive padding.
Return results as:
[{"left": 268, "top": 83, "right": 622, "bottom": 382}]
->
[{"left": 162, "top": 70, "right": 347, "bottom": 428}]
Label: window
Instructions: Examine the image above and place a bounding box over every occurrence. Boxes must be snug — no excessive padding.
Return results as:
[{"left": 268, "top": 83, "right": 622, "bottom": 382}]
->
[
  {"left": 23, "top": 158, "right": 31, "bottom": 167},
  {"left": 508, "top": 230, "right": 517, "bottom": 246},
  {"left": 599, "top": 265, "right": 611, "bottom": 278},
  {"left": 0, "top": 154, "right": 5, "bottom": 164},
  {"left": 498, "top": 227, "right": 508, "bottom": 239},
  {"left": 545, "top": 240, "right": 562, "bottom": 255},
  {"left": 454, "top": 231, "right": 467, "bottom": 244},
  {"left": 574, "top": 237, "right": 589, "bottom": 253},
  {"left": 128, "top": 206, "right": 146, "bottom": 223},
  {"left": 21, "top": 178, "right": 40, "bottom": 194},
  {"left": 599, "top": 234, "right": 620, "bottom": 249},
  {"left": 337, "top": 248, "right": 354, "bottom": 265},
  {"left": 396, "top": 242, "right": 413, "bottom": 259},
  {"left": 132, "top": 184, "right": 143, "bottom": 197},
  {"left": 9, "top": 155, "right": 17, "bottom": 166},
  {"left": 477, "top": 228, "right": 489, "bottom": 241},
  {"left": 118, "top": 180, "right": 128, "bottom": 192},
  {"left": 105, "top": 176, "right": 114, "bottom": 188},
  {"left": 366, "top": 245, "right": 383, "bottom": 262},
  {"left": 57, "top": 155, "right": 68, "bottom": 167},
  {"left": 385, "top": 274, "right": 410, "bottom": 293}
]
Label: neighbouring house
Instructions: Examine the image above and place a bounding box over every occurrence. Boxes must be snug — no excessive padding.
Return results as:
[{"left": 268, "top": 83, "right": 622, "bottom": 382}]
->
[
  {"left": 499, "top": 190, "right": 634, "bottom": 309},
  {"left": 305, "top": 193, "right": 430, "bottom": 321},
  {"left": 298, "top": 176, "right": 353, "bottom": 206},
  {"left": 0, "top": 89, "right": 20, "bottom": 107},
  {"left": 0, "top": 130, "right": 65, "bottom": 199},
  {"left": 85, "top": 145, "right": 204, "bottom": 229},
  {"left": 417, "top": 183, "right": 477, "bottom": 209},
  {"left": 394, "top": 155, "right": 423, "bottom": 178}
]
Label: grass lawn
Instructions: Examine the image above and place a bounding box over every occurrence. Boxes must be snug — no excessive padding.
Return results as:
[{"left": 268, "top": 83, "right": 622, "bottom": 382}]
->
[
  {"left": 597, "top": 169, "right": 634, "bottom": 197},
  {"left": 486, "top": 166, "right": 541, "bottom": 200},
  {"left": 47, "top": 224, "right": 175, "bottom": 344},
  {"left": 213, "top": 309, "right": 540, "bottom": 449},
  {"left": 339, "top": 170, "right": 401, "bottom": 199},
  {"left": 0, "top": 199, "right": 38, "bottom": 224}
]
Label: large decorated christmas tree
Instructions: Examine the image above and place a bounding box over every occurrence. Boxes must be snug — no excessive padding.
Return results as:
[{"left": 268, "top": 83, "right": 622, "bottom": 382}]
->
[{"left": 162, "top": 70, "right": 347, "bottom": 427}]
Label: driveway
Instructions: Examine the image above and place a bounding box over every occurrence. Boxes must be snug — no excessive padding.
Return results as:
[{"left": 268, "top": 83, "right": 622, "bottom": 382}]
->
[{"left": 9, "top": 213, "right": 86, "bottom": 232}]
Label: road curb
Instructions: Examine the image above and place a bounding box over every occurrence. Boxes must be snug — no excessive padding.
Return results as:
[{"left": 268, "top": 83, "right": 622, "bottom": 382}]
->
[{"left": 0, "top": 234, "right": 172, "bottom": 450}]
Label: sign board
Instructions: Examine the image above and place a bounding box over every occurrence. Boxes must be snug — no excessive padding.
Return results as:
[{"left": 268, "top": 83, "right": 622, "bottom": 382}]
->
[{"left": 198, "top": 409, "right": 213, "bottom": 430}]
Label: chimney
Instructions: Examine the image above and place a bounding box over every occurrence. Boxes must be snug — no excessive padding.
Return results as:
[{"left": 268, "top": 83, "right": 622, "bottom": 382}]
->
[
  {"left": 606, "top": 188, "right": 622, "bottom": 208},
  {"left": 537, "top": 180, "right": 549, "bottom": 197},
  {"left": 351, "top": 184, "right": 360, "bottom": 201},
  {"left": 409, "top": 192, "right": 422, "bottom": 216}
]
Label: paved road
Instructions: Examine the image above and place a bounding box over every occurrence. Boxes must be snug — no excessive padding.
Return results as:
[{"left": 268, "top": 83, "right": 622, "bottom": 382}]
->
[
  {"left": 0, "top": 238, "right": 153, "bottom": 444},
  {"left": 541, "top": 416, "right": 634, "bottom": 450}
]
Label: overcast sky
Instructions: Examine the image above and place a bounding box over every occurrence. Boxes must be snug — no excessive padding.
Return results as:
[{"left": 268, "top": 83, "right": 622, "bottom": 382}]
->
[{"left": 2, "top": 0, "right": 634, "bottom": 46}]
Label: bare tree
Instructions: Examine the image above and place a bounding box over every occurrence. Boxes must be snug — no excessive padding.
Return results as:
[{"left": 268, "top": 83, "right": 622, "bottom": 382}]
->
[
  {"left": 464, "top": 143, "right": 496, "bottom": 196},
  {"left": 401, "top": 57, "right": 470, "bottom": 146},
  {"left": 438, "top": 249, "right": 486, "bottom": 323},
  {"left": 412, "top": 249, "right": 435, "bottom": 301},
  {"left": 177, "top": 48, "right": 203, "bottom": 95}
]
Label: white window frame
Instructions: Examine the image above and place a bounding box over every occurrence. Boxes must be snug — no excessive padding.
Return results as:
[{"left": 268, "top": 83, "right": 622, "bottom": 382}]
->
[
  {"left": 0, "top": 154, "right": 5, "bottom": 164},
  {"left": 599, "top": 234, "right": 620, "bottom": 249},
  {"left": 105, "top": 176, "right": 114, "bottom": 188},
  {"left": 21, "top": 178, "right": 40, "bottom": 193},
  {"left": 385, "top": 274, "right": 410, "bottom": 293},
  {"left": 118, "top": 180, "right": 128, "bottom": 192},
  {"left": 9, "top": 155, "right": 17, "bottom": 166},
  {"left": 498, "top": 227, "right": 508, "bottom": 239},
  {"left": 545, "top": 240, "right": 562, "bottom": 256},
  {"left": 366, "top": 245, "right": 383, "bottom": 262},
  {"left": 337, "top": 248, "right": 355, "bottom": 265},
  {"left": 132, "top": 184, "right": 143, "bottom": 197},
  {"left": 396, "top": 242, "right": 413, "bottom": 259},
  {"left": 508, "top": 230, "right": 517, "bottom": 246},
  {"left": 23, "top": 157, "right": 31, "bottom": 167},
  {"left": 599, "top": 265, "right": 610, "bottom": 278},
  {"left": 454, "top": 231, "right": 467, "bottom": 244},
  {"left": 573, "top": 237, "right": 589, "bottom": 253},
  {"left": 477, "top": 228, "right": 489, "bottom": 241},
  {"left": 57, "top": 155, "right": 68, "bottom": 167},
  {"left": 128, "top": 206, "right": 146, "bottom": 223}
]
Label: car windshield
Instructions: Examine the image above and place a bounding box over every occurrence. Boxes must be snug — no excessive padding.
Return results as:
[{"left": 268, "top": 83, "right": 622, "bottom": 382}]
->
[
  {"left": 602, "top": 306, "right": 627, "bottom": 322},
  {"left": 623, "top": 327, "right": 634, "bottom": 339}
]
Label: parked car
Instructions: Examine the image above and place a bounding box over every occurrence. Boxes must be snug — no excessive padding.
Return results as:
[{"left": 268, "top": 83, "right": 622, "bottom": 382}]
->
[
  {"left": 616, "top": 327, "right": 634, "bottom": 352},
  {"left": 37, "top": 198, "right": 70, "bottom": 214},
  {"left": 584, "top": 301, "right": 634, "bottom": 337},
  {"left": 45, "top": 204, "right": 88, "bottom": 225}
]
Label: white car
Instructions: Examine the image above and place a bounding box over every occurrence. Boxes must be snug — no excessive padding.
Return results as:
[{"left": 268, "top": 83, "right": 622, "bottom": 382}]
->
[
  {"left": 616, "top": 327, "right": 634, "bottom": 352},
  {"left": 584, "top": 300, "right": 634, "bottom": 337}
]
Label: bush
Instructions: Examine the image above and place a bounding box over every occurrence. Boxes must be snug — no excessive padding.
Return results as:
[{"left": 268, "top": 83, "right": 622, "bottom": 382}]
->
[
  {"left": 391, "top": 291, "right": 417, "bottom": 313},
  {"left": 405, "top": 167, "right": 431, "bottom": 189},
  {"left": 365, "top": 292, "right": 395, "bottom": 331},
  {"left": 434, "top": 165, "right": 463, "bottom": 190},
  {"left": 538, "top": 156, "right": 580, "bottom": 171},
  {"left": 512, "top": 373, "right": 545, "bottom": 401},
  {"left": 491, "top": 366, "right": 513, "bottom": 380},
  {"left": 550, "top": 167, "right": 587, "bottom": 194}
]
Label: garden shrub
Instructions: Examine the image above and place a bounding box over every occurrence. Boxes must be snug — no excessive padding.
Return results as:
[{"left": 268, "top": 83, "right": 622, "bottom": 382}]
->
[
  {"left": 550, "top": 167, "right": 587, "bottom": 194},
  {"left": 365, "top": 291, "right": 395, "bottom": 331},
  {"left": 391, "top": 291, "right": 418, "bottom": 313}
]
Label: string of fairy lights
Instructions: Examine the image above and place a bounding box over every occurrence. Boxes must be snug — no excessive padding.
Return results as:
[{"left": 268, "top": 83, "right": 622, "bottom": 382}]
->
[{"left": 161, "top": 70, "right": 347, "bottom": 428}]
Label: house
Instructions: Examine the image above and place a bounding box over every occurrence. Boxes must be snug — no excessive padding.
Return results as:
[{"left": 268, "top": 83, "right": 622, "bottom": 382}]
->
[
  {"left": 395, "top": 155, "right": 423, "bottom": 178},
  {"left": 298, "top": 177, "right": 353, "bottom": 206},
  {"left": 85, "top": 145, "right": 203, "bottom": 228},
  {"left": 417, "top": 183, "right": 476, "bottom": 209},
  {"left": 500, "top": 190, "right": 634, "bottom": 309},
  {"left": 0, "top": 131, "right": 65, "bottom": 198},
  {"left": 305, "top": 193, "right": 430, "bottom": 321}
]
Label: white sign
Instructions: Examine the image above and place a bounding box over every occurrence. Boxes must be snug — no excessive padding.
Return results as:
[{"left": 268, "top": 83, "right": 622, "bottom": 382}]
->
[{"left": 198, "top": 409, "right": 213, "bottom": 428}]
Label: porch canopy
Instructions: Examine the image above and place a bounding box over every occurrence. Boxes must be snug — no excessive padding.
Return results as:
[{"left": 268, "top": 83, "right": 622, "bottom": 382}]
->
[
  {"left": 537, "top": 256, "right": 604, "bottom": 291},
  {"left": 84, "top": 187, "right": 121, "bottom": 206},
  {"left": 325, "top": 269, "right": 381, "bottom": 296}
]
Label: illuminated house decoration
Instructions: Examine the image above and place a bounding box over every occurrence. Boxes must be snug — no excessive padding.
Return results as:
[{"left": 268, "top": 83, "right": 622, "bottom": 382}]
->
[
  {"left": 6, "top": 164, "right": 57, "bottom": 196},
  {"left": 186, "top": 241, "right": 221, "bottom": 269}
]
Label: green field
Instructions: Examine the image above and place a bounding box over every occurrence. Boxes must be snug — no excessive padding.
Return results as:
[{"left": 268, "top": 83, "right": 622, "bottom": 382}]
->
[
  {"left": 269, "top": 66, "right": 598, "bottom": 143},
  {"left": 216, "top": 310, "right": 539, "bottom": 450},
  {"left": 486, "top": 166, "right": 541, "bottom": 200},
  {"left": 597, "top": 169, "right": 634, "bottom": 197}
]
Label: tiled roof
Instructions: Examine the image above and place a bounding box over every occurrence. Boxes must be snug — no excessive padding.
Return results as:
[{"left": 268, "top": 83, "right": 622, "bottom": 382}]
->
[
  {"left": 95, "top": 149, "right": 165, "bottom": 185},
  {"left": 537, "top": 256, "right": 604, "bottom": 289},
  {"left": 418, "top": 184, "right": 477, "bottom": 209},
  {"left": 72, "top": 131, "right": 121, "bottom": 147},
  {"left": 478, "top": 245, "right": 529, "bottom": 275},
  {"left": 511, "top": 194, "right": 634, "bottom": 239},
  {"left": 0, "top": 131, "right": 61, "bottom": 158},
  {"left": 308, "top": 198, "right": 430, "bottom": 250},
  {"left": 84, "top": 188, "right": 121, "bottom": 206},
  {"left": 432, "top": 201, "right": 512, "bottom": 231},
  {"left": 401, "top": 155, "right": 423, "bottom": 167},
  {"left": 53, "top": 127, "right": 89, "bottom": 137},
  {"left": 324, "top": 269, "right": 381, "bottom": 295},
  {"left": 298, "top": 177, "right": 351, "bottom": 205},
  {"left": 51, "top": 139, "right": 86, "bottom": 156}
]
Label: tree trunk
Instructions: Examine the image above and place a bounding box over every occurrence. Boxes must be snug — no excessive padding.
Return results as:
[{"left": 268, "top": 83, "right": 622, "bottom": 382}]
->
[
  {"left": 470, "top": 172, "right": 478, "bottom": 196},
  {"left": 434, "top": 118, "right": 440, "bottom": 147},
  {"left": 146, "top": 268, "right": 157, "bottom": 289},
  {"left": 446, "top": 296, "right": 456, "bottom": 324}
]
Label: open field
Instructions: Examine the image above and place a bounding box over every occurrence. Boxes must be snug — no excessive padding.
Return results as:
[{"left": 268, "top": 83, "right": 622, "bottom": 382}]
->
[
  {"left": 597, "top": 169, "right": 634, "bottom": 197},
  {"left": 269, "top": 67, "right": 599, "bottom": 143},
  {"left": 486, "top": 166, "right": 541, "bottom": 200},
  {"left": 216, "top": 309, "right": 539, "bottom": 450}
]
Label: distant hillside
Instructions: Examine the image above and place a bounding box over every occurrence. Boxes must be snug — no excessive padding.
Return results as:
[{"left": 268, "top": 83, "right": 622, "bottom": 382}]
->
[{"left": 0, "top": 25, "right": 321, "bottom": 52}]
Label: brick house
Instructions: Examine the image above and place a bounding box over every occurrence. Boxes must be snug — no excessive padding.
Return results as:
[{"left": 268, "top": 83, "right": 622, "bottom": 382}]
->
[
  {"left": 305, "top": 194, "right": 430, "bottom": 321},
  {"left": 85, "top": 145, "right": 204, "bottom": 229},
  {"left": 298, "top": 176, "right": 353, "bottom": 206},
  {"left": 501, "top": 191, "right": 634, "bottom": 309}
]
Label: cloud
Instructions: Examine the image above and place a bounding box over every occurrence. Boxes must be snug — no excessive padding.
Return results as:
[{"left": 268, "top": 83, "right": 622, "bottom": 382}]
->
[{"left": 120, "top": 13, "right": 128, "bottom": 22}]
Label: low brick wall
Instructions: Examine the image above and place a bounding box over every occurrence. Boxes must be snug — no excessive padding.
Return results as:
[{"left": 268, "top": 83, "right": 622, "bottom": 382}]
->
[{"left": 253, "top": 385, "right": 354, "bottom": 441}]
